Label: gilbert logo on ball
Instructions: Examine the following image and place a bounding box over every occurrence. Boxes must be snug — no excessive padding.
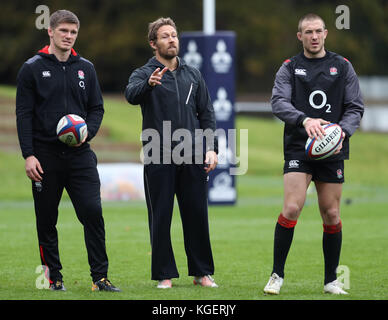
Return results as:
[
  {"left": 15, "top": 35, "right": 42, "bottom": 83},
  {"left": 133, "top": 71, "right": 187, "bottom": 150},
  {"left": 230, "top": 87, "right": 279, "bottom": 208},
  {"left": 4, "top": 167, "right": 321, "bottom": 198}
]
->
[
  {"left": 305, "top": 123, "right": 343, "bottom": 160},
  {"left": 56, "top": 114, "right": 87, "bottom": 146}
]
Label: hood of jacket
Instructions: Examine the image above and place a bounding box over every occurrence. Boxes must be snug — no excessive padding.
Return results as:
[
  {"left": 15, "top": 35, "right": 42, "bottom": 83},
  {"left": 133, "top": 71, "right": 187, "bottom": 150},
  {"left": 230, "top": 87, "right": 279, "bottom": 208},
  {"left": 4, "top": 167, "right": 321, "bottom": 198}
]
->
[
  {"left": 144, "top": 56, "right": 186, "bottom": 70},
  {"left": 37, "top": 45, "right": 81, "bottom": 63}
]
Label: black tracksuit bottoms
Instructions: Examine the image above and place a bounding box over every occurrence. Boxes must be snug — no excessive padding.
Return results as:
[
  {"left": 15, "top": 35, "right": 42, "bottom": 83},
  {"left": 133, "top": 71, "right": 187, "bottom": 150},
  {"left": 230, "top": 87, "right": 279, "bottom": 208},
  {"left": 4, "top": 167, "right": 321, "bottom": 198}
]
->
[
  {"left": 32, "top": 144, "right": 108, "bottom": 283},
  {"left": 144, "top": 162, "right": 215, "bottom": 280}
]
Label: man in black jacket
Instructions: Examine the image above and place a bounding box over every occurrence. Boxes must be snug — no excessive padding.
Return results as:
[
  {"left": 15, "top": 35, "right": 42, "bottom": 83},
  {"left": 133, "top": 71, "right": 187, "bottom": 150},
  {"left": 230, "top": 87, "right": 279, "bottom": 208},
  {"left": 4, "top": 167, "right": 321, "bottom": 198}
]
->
[
  {"left": 263, "top": 13, "right": 364, "bottom": 295},
  {"left": 16, "top": 10, "right": 119, "bottom": 292},
  {"left": 125, "top": 17, "right": 218, "bottom": 289}
]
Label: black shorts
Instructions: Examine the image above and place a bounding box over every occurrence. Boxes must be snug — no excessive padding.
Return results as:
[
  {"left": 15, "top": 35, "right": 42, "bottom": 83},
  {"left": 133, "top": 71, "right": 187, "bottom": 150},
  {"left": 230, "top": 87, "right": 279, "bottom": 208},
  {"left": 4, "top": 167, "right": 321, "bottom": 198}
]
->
[{"left": 283, "top": 159, "right": 344, "bottom": 183}]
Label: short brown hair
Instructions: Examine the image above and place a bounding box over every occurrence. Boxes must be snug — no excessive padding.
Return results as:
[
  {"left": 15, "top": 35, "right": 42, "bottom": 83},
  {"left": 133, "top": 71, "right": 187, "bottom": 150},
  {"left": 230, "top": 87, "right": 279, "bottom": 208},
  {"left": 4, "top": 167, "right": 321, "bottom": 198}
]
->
[
  {"left": 148, "top": 17, "right": 177, "bottom": 42},
  {"left": 49, "top": 10, "right": 80, "bottom": 30},
  {"left": 298, "top": 13, "right": 326, "bottom": 32}
]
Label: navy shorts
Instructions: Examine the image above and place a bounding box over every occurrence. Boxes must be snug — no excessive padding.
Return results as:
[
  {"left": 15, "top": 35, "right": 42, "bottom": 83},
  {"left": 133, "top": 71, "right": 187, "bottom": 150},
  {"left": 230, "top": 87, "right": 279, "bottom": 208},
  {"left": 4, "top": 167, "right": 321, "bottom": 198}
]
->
[{"left": 283, "top": 159, "right": 344, "bottom": 183}]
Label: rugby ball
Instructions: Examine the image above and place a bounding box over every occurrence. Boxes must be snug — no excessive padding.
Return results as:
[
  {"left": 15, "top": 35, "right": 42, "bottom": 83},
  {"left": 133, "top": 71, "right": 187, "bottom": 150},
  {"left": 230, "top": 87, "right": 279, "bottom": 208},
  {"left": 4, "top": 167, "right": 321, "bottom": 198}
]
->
[
  {"left": 56, "top": 114, "right": 87, "bottom": 146},
  {"left": 305, "top": 123, "right": 343, "bottom": 160}
]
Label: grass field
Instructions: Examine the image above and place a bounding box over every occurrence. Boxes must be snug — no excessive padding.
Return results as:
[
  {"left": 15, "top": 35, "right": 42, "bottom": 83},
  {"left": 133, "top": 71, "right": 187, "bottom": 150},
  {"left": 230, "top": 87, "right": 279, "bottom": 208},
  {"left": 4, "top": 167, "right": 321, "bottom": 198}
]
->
[{"left": 0, "top": 85, "right": 387, "bottom": 302}]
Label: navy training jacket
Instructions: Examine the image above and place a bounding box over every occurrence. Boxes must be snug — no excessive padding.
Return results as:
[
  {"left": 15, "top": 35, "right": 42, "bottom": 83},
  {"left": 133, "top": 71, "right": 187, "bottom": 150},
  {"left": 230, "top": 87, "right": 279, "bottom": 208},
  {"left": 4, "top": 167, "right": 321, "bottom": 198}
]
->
[
  {"left": 124, "top": 56, "right": 218, "bottom": 157},
  {"left": 16, "top": 46, "right": 104, "bottom": 159}
]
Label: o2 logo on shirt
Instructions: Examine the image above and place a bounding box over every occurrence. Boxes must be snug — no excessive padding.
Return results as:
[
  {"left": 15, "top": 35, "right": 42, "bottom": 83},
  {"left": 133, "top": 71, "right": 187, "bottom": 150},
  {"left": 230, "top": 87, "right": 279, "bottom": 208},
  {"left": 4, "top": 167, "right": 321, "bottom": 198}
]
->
[{"left": 309, "top": 90, "right": 331, "bottom": 113}]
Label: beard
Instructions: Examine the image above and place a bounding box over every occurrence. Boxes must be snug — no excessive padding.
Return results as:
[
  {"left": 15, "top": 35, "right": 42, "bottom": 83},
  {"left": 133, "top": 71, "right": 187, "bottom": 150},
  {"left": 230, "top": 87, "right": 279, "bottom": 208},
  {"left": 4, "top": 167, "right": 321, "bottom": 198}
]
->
[{"left": 156, "top": 43, "right": 180, "bottom": 60}]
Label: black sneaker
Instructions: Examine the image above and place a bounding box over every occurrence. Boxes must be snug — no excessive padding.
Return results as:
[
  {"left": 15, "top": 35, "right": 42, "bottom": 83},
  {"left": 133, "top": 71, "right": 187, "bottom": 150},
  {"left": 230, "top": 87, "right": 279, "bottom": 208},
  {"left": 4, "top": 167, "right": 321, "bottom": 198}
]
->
[
  {"left": 50, "top": 280, "right": 66, "bottom": 291},
  {"left": 92, "top": 278, "right": 121, "bottom": 292}
]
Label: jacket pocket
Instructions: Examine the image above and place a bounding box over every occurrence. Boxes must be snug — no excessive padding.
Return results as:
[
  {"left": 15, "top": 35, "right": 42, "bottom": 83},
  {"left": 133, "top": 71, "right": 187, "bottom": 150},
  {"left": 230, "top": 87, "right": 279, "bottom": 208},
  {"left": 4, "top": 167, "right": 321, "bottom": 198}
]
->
[
  {"left": 43, "top": 111, "right": 66, "bottom": 137},
  {"left": 186, "top": 82, "right": 199, "bottom": 105},
  {"left": 185, "top": 83, "right": 194, "bottom": 105}
]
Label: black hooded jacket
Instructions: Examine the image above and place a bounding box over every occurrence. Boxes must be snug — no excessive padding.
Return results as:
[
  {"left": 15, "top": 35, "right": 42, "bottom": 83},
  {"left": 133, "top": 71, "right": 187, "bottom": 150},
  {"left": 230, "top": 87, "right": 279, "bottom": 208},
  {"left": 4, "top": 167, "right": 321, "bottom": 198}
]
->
[
  {"left": 125, "top": 56, "right": 217, "bottom": 156},
  {"left": 16, "top": 46, "right": 104, "bottom": 159}
]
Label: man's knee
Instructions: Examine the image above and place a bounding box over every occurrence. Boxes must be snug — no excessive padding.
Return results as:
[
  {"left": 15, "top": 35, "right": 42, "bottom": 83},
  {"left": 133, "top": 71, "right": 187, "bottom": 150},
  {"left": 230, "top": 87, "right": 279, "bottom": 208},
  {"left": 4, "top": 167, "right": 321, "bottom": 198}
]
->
[
  {"left": 75, "top": 201, "right": 102, "bottom": 223},
  {"left": 282, "top": 202, "right": 302, "bottom": 220},
  {"left": 321, "top": 207, "right": 340, "bottom": 225}
]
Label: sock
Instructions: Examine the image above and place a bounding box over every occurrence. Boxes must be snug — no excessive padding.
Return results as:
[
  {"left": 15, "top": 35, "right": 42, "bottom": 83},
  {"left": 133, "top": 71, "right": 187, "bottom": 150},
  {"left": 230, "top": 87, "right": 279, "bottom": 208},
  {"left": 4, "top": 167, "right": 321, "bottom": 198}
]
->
[
  {"left": 272, "top": 213, "right": 297, "bottom": 278},
  {"left": 322, "top": 220, "right": 342, "bottom": 285}
]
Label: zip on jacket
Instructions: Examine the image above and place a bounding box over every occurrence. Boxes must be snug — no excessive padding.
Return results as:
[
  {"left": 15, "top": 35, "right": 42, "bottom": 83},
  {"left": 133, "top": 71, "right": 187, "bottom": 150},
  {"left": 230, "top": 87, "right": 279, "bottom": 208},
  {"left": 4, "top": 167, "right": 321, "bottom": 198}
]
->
[
  {"left": 125, "top": 56, "right": 218, "bottom": 155},
  {"left": 16, "top": 46, "right": 104, "bottom": 159}
]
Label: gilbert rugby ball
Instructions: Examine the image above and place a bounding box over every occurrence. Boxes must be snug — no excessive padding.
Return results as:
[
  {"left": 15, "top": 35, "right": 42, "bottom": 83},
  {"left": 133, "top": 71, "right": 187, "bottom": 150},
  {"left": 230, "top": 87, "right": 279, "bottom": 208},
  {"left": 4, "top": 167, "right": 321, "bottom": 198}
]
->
[
  {"left": 56, "top": 114, "right": 87, "bottom": 146},
  {"left": 305, "top": 123, "right": 343, "bottom": 160}
]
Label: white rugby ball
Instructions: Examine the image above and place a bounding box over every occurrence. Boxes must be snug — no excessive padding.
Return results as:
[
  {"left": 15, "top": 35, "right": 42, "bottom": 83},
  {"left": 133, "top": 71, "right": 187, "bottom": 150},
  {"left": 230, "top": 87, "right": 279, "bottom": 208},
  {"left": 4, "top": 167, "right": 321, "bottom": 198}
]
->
[
  {"left": 56, "top": 114, "right": 87, "bottom": 146},
  {"left": 305, "top": 123, "right": 343, "bottom": 160}
]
